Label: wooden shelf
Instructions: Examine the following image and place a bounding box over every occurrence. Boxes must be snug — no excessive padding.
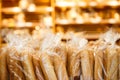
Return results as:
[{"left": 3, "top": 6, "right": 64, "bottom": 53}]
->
[
  {"left": 56, "top": 2, "right": 78, "bottom": 7},
  {"left": 2, "top": 6, "right": 53, "bottom": 14},
  {"left": 85, "top": 34, "right": 99, "bottom": 39},
  {"left": 62, "top": 33, "right": 100, "bottom": 40},
  {"left": 1, "top": 22, "right": 39, "bottom": 29},
  {"left": 0, "top": 43, "right": 7, "bottom": 47},
  {"left": 56, "top": 20, "right": 120, "bottom": 26},
  {"left": 55, "top": 1, "right": 120, "bottom": 8},
  {"left": 1, "top": 26, "right": 35, "bottom": 29}
]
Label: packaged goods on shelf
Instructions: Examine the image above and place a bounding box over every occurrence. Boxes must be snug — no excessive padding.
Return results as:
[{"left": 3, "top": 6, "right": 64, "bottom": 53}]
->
[{"left": 0, "top": 29, "right": 120, "bottom": 80}]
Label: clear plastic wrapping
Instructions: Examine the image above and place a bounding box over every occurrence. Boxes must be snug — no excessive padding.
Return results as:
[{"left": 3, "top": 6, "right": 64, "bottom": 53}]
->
[
  {"left": 80, "top": 48, "right": 94, "bottom": 80},
  {"left": 32, "top": 53, "right": 44, "bottom": 80},
  {"left": 7, "top": 47, "right": 26, "bottom": 80},
  {"left": 54, "top": 43, "right": 67, "bottom": 67},
  {"left": 52, "top": 54, "right": 68, "bottom": 80},
  {"left": 94, "top": 49, "right": 103, "bottom": 80},
  {"left": 104, "top": 45, "right": 119, "bottom": 80},
  {"left": 67, "top": 36, "right": 88, "bottom": 80},
  {"left": 39, "top": 52, "right": 57, "bottom": 80},
  {"left": 1, "top": 34, "right": 44, "bottom": 80},
  {"left": 0, "top": 30, "right": 120, "bottom": 80},
  {"left": 40, "top": 33, "right": 69, "bottom": 80},
  {"left": 67, "top": 46, "right": 81, "bottom": 80},
  {"left": 20, "top": 50, "right": 37, "bottom": 80}
]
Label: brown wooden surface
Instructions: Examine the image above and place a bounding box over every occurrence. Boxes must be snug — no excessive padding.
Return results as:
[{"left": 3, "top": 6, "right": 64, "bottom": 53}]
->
[
  {"left": 2, "top": 0, "right": 50, "bottom": 7},
  {"left": 0, "top": 1, "right": 1, "bottom": 46}
]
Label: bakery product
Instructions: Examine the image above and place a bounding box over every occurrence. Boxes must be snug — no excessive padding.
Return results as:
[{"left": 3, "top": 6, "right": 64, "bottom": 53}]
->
[
  {"left": 21, "top": 50, "right": 37, "bottom": 80},
  {"left": 0, "top": 47, "right": 8, "bottom": 80},
  {"left": 32, "top": 53, "right": 44, "bottom": 80},
  {"left": 54, "top": 43, "right": 67, "bottom": 67},
  {"left": 53, "top": 54, "right": 69, "bottom": 80},
  {"left": 67, "top": 47, "right": 81, "bottom": 80},
  {"left": 81, "top": 50, "right": 93, "bottom": 80},
  {"left": 94, "top": 49, "right": 103, "bottom": 80},
  {"left": 104, "top": 46, "right": 119, "bottom": 80},
  {"left": 39, "top": 52, "right": 57, "bottom": 80},
  {"left": 7, "top": 47, "right": 25, "bottom": 80}
]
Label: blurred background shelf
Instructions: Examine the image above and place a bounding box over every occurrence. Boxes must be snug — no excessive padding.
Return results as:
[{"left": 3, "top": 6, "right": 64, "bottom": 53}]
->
[{"left": 1, "top": 0, "right": 120, "bottom": 42}]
